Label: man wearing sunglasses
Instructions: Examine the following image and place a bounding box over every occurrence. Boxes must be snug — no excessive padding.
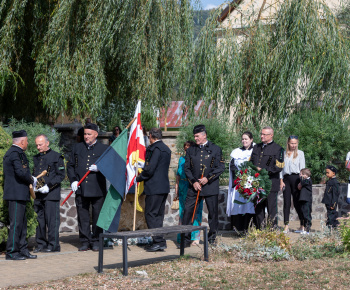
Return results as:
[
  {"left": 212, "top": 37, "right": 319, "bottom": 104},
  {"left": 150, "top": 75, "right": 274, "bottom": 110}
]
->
[{"left": 250, "top": 126, "right": 284, "bottom": 229}]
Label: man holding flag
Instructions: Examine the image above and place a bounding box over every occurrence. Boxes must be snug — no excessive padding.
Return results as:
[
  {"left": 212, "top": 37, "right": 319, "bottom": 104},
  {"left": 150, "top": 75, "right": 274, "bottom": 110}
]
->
[
  {"left": 67, "top": 123, "right": 108, "bottom": 251},
  {"left": 136, "top": 128, "right": 171, "bottom": 252}
]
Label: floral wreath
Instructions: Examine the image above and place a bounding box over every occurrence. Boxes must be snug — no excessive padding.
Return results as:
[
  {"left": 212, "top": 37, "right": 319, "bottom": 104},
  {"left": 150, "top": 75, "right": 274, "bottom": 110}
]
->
[{"left": 233, "top": 161, "right": 272, "bottom": 206}]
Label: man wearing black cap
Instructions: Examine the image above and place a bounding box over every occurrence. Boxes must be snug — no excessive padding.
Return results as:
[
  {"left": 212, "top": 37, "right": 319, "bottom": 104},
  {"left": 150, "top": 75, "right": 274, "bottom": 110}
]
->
[
  {"left": 67, "top": 123, "right": 108, "bottom": 251},
  {"left": 250, "top": 126, "right": 284, "bottom": 228},
  {"left": 32, "top": 134, "right": 65, "bottom": 253},
  {"left": 322, "top": 165, "right": 340, "bottom": 228},
  {"left": 182, "top": 124, "right": 225, "bottom": 245},
  {"left": 3, "top": 130, "right": 37, "bottom": 260},
  {"left": 136, "top": 128, "right": 171, "bottom": 252}
]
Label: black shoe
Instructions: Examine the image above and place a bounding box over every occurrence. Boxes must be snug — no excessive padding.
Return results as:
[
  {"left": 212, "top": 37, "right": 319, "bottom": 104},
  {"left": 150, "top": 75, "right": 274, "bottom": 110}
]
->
[
  {"left": 78, "top": 245, "right": 90, "bottom": 251},
  {"left": 33, "top": 247, "right": 44, "bottom": 253},
  {"left": 146, "top": 244, "right": 167, "bottom": 252},
  {"left": 43, "top": 248, "right": 60, "bottom": 253},
  {"left": 91, "top": 245, "right": 99, "bottom": 252},
  {"left": 6, "top": 254, "right": 26, "bottom": 261},
  {"left": 21, "top": 251, "right": 37, "bottom": 259}
]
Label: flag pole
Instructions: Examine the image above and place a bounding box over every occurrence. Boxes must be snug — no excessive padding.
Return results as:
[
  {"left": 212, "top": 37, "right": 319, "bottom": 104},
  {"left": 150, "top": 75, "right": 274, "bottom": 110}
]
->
[{"left": 133, "top": 162, "right": 139, "bottom": 231}]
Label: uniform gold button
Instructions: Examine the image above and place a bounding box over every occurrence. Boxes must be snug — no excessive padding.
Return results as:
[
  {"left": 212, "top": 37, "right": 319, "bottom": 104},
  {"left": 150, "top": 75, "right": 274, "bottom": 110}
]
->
[
  {"left": 87, "top": 159, "right": 89, "bottom": 161},
  {"left": 88, "top": 155, "right": 90, "bottom": 157}
]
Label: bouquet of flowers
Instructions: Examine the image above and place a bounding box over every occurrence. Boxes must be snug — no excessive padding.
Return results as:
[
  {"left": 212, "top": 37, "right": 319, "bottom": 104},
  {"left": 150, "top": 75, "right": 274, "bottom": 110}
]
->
[{"left": 233, "top": 161, "right": 272, "bottom": 206}]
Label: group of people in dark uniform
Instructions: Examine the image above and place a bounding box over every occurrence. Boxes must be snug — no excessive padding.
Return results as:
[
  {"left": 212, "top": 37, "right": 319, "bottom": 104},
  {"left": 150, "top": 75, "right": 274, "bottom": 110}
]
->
[
  {"left": 3, "top": 130, "right": 65, "bottom": 260},
  {"left": 2, "top": 122, "right": 341, "bottom": 260}
]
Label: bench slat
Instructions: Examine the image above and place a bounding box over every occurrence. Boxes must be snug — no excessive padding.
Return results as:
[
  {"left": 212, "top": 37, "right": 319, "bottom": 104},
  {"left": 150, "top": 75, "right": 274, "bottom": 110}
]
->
[{"left": 101, "top": 225, "right": 207, "bottom": 239}]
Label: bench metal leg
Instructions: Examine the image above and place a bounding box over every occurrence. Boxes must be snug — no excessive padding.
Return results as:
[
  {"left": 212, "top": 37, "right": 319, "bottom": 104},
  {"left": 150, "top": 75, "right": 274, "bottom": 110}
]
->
[
  {"left": 203, "top": 228, "right": 208, "bottom": 262},
  {"left": 180, "top": 233, "right": 185, "bottom": 256},
  {"left": 98, "top": 234, "right": 104, "bottom": 273},
  {"left": 122, "top": 236, "right": 128, "bottom": 276}
]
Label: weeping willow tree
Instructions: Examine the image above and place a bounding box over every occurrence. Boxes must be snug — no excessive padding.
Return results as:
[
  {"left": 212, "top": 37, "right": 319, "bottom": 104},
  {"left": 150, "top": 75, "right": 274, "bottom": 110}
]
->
[
  {"left": 189, "top": 0, "right": 350, "bottom": 126},
  {"left": 0, "top": 0, "right": 195, "bottom": 120}
]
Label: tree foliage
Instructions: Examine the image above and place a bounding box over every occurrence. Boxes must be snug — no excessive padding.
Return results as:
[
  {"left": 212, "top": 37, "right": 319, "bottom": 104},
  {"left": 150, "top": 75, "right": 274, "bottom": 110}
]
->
[
  {"left": 0, "top": 0, "right": 196, "bottom": 121},
  {"left": 189, "top": 0, "right": 350, "bottom": 124}
]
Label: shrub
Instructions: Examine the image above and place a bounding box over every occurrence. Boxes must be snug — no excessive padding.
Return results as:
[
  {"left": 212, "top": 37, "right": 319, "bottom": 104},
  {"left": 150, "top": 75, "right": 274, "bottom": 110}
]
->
[
  {"left": 0, "top": 126, "right": 11, "bottom": 245},
  {"left": 245, "top": 226, "right": 291, "bottom": 251},
  {"left": 274, "top": 109, "right": 350, "bottom": 183},
  {"left": 213, "top": 226, "right": 292, "bottom": 262},
  {"left": 338, "top": 216, "right": 350, "bottom": 252}
]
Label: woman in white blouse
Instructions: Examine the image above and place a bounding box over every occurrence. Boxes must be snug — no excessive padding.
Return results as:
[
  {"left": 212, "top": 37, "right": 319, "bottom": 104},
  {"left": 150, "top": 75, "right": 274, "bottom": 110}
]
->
[
  {"left": 227, "top": 131, "right": 255, "bottom": 233},
  {"left": 280, "top": 135, "right": 306, "bottom": 233}
]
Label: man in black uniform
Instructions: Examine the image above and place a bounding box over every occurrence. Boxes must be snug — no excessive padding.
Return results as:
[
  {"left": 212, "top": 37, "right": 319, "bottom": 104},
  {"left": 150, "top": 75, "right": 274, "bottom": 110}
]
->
[
  {"left": 67, "top": 123, "right": 108, "bottom": 251},
  {"left": 33, "top": 134, "right": 65, "bottom": 253},
  {"left": 182, "top": 125, "right": 225, "bottom": 245},
  {"left": 250, "top": 126, "right": 284, "bottom": 228},
  {"left": 136, "top": 128, "right": 171, "bottom": 252},
  {"left": 3, "top": 130, "right": 37, "bottom": 260}
]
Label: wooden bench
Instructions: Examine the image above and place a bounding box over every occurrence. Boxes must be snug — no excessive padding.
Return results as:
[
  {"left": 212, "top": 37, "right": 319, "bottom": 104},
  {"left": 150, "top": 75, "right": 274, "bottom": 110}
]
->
[{"left": 98, "top": 225, "right": 208, "bottom": 276}]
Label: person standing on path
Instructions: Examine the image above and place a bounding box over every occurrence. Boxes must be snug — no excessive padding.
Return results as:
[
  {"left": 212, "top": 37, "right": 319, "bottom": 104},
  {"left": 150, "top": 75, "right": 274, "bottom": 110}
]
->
[
  {"left": 175, "top": 140, "right": 202, "bottom": 245},
  {"left": 250, "top": 126, "right": 284, "bottom": 229},
  {"left": 67, "top": 123, "right": 108, "bottom": 252},
  {"left": 227, "top": 131, "right": 255, "bottom": 233},
  {"left": 33, "top": 134, "right": 65, "bottom": 253},
  {"left": 136, "top": 128, "right": 171, "bottom": 252},
  {"left": 182, "top": 124, "right": 225, "bottom": 246},
  {"left": 279, "top": 135, "right": 305, "bottom": 233},
  {"left": 3, "top": 130, "right": 37, "bottom": 260}
]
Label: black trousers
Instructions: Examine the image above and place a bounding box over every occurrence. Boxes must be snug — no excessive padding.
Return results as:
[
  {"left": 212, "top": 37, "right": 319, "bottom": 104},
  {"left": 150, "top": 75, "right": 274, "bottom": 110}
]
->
[
  {"left": 34, "top": 199, "right": 60, "bottom": 251},
  {"left": 6, "top": 201, "right": 28, "bottom": 257},
  {"left": 183, "top": 194, "right": 218, "bottom": 244},
  {"left": 254, "top": 190, "right": 278, "bottom": 229},
  {"left": 326, "top": 205, "right": 339, "bottom": 228},
  {"left": 231, "top": 214, "right": 255, "bottom": 233},
  {"left": 300, "top": 201, "right": 312, "bottom": 232},
  {"left": 75, "top": 195, "right": 105, "bottom": 247},
  {"left": 145, "top": 193, "right": 168, "bottom": 246},
  {"left": 283, "top": 174, "right": 303, "bottom": 225}
]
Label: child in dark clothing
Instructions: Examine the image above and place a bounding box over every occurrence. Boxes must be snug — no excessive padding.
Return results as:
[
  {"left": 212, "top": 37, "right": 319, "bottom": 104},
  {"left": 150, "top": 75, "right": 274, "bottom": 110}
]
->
[
  {"left": 298, "top": 168, "right": 312, "bottom": 234},
  {"left": 322, "top": 165, "right": 340, "bottom": 228}
]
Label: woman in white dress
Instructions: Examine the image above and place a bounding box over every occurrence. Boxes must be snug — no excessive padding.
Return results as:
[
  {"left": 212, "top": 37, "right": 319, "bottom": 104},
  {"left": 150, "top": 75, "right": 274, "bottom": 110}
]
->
[{"left": 227, "top": 131, "right": 255, "bottom": 232}]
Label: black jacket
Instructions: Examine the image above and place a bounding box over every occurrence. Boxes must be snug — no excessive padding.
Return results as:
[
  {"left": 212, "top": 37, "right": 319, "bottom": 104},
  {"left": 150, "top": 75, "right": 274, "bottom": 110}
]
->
[
  {"left": 3, "top": 145, "right": 33, "bottom": 201},
  {"left": 322, "top": 177, "right": 340, "bottom": 207},
  {"left": 250, "top": 141, "right": 284, "bottom": 192},
  {"left": 136, "top": 140, "right": 171, "bottom": 195},
  {"left": 184, "top": 141, "right": 225, "bottom": 196},
  {"left": 33, "top": 149, "right": 65, "bottom": 201},
  {"left": 67, "top": 141, "right": 108, "bottom": 197},
  {"left": 299, "top": 177, "right": 312, "bottom": 202}
]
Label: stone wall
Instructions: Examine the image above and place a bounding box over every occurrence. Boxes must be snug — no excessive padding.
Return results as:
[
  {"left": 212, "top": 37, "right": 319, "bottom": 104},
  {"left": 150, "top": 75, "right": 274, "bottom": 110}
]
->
[{"left": 59, "top": 184, "right": 350, "bottom": 233}]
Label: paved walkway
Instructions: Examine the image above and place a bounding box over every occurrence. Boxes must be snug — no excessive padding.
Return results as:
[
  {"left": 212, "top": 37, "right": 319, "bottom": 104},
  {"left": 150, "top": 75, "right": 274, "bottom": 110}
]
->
[{"left": 0, "top": 220, "right": 324, "bottom": 288}]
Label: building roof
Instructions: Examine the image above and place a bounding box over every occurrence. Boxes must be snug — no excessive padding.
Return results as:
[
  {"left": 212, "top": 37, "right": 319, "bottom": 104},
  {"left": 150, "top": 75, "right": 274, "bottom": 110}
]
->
[
  {"left": 218, "top": 0, "right": 243, "bottom": 22},
  {"left": 158, "top": 101, "right": 213, "bottom": 128}
]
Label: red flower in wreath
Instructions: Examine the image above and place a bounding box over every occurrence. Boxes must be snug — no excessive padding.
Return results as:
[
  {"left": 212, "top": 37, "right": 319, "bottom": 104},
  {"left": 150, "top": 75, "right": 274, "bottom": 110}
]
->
[
  {"left": 240, "top": 170, "right": 243, "bottom": 174},
  {"left": 255, "top": 173, "right": 260, "bottom": 177},
  {"left": 235, "top": 185, "right": 240, "bottom": 190}
]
